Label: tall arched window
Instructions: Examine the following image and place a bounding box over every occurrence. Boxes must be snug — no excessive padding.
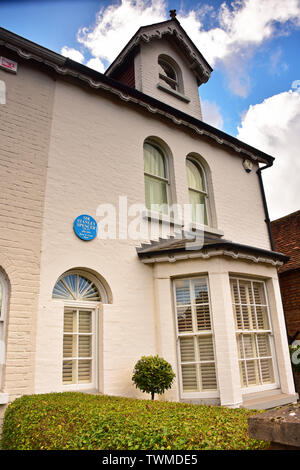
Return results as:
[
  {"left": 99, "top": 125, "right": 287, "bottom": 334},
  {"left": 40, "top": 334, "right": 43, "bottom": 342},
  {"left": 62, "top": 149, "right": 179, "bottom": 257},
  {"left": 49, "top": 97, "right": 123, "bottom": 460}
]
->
[
  {"left": 186, "top": 158, "right": 208, "bottom": 225},
  {"left": 144, "top": 142, "right": 169, "bottom": 214},
  {"left": 0, "top": 270, "right": 8, "bottom": 389},
  {"left": 158, "top": 57, "right": 179, "bottom": 91},
  {"left": 52, "top": 270, "right": 107, "bottom": 389}
]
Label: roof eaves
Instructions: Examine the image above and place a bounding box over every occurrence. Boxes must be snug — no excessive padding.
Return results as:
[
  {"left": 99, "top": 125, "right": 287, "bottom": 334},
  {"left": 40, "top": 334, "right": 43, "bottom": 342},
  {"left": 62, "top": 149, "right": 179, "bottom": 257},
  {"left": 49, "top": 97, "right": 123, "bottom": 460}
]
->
[
  {"left": 137, "top": 239, "right": 289, "bottom": 263},
  {"left": 0, "top": 27, "right": 274, "bottom": 165}
]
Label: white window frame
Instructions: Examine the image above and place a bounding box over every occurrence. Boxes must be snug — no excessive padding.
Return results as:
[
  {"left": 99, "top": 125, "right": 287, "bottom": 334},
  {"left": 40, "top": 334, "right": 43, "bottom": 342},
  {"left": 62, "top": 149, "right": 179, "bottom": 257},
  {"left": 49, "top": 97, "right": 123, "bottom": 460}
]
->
[
  {"left": 186, "top": 157, "right": 210, "bottom": 227},
  {"left": 230, "top": 276, "right": 279, "bottom": 394},
  {"left": 62, "top": 302, "right": 98, "bottom": 391},
  {"left": 173, "top": 276, "right": 219, "bottom": 399},
  {"left": 144, "top": 141, "right": 171, "bottom": 216}
]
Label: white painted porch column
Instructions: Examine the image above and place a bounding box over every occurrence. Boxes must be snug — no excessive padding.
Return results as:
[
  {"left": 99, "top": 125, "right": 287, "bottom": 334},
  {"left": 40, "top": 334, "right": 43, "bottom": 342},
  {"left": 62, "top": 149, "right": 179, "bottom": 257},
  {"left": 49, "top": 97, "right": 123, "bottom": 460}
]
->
[{"left": 209, "top": 262, "right": 242, "bottom": 407}]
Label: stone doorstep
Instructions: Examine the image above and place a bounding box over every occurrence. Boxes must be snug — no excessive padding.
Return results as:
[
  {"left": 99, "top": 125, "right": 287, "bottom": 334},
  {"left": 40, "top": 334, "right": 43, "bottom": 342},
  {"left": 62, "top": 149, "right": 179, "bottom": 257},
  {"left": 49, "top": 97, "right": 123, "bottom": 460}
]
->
[
  {"left": 241, "top": 389, "right": 298, "bottom": 410},
  {"left": 248, "top": 403, "right": 300, "bottom": 448}
]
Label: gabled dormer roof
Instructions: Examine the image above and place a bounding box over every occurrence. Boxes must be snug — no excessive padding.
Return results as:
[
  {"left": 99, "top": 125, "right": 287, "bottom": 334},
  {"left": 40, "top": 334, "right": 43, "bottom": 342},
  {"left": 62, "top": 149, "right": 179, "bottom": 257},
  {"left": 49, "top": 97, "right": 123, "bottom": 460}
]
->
[{"left": 105, "top": 17, "right": 213, "bottom": 86}]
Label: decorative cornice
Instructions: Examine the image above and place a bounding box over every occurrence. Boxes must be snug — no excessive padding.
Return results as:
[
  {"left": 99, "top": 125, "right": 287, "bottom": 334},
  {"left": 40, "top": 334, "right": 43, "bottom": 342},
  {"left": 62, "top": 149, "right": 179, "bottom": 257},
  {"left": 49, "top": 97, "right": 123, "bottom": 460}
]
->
[{"left": 139, "top": 249, "right": 284, "bottom": 266}]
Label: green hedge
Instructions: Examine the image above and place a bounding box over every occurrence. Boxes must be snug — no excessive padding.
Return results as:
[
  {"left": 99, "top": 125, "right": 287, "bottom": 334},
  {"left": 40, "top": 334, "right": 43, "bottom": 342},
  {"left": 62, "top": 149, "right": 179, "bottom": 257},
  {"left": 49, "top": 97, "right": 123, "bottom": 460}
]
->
[{"left": 1, "top": 392, "right": 268, "bottom": 450}]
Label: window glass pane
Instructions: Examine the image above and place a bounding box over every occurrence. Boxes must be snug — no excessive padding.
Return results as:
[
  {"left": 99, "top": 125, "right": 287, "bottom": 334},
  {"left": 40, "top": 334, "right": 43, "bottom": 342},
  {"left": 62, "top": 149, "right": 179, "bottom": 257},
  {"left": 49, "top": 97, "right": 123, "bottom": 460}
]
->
[
  {"left": 79, "top": 311, "right": 92, "bottom": 333},
  {"left": 78, "top": 335, "right": 92, "bottom": 358},
  {"left": 64, "top": 310, "right": 76, "bottom": 333},
  {"left": 78, "top": 360, "right": 92, "bottom": 384},
  {"left": 256, "top": 334, "right": 271, "bottom": 357},
  {"left": 200, "top": 363, "right": 217, "bottom": 390},
  {"left": 175, "top": 280, "right": 190, "bottom": 304},
  {"left": 245, "top": 360, "right": 259, "bottom": 385},
  {"left": 189, "top": 190, "right": 207, "bottom": 225},
  {"left": 145, "top": 175, "right": 168, "bottom": 212},
  {"left": 195, "top": 304, "right": 211, "bottom": 331},
  {"left": 180, "top": 337, "right": 195, "bottom": 362},
  {"left": 63, "top": 360, "right": 76, "bottom": 384},
  {"left": 181, "top": 364, "right": 198, "bottom": 392},
  {"left": 52, "top": 280, "right": 74, "bottom": 300},
  {"left": 78, "top": 277, "right": 100, "bottom": 301},
  {"left": 260, "top": 358, "right": 274, "bottom": 384},
  {"left": 158, "top": 59, "right": 176, "bottom": 81},
  {"left": 193, "top": 278, "right": 209, "bottom": 304},
  {"left": 187, "top": 160, "right": 205, "bottom": 191},
  {"left": 144, "top": 143, "right": 166, "bottom": 178},
  {"left": 256, "top": 306, "right": 269, "bottom": 330},
  {"left": 158, "top": 59, "right": 178, "bottom": 90},
  {"left": 197, "top": 336, "right": 214, "bottom": 361},
  {"left": 63, "top": 334, "right": 76, "bottom": 358},
  {"left": 177, "top": 306, "right": 193, "bottom": 333},
  {"left": 253, "top": 282, "right": 266, "bottom": 305}
]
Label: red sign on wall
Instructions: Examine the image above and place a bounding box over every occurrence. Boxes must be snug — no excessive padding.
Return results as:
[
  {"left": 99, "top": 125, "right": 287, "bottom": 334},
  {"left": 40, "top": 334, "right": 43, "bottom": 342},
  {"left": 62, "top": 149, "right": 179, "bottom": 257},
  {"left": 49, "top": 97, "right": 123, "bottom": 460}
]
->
[{"left": 0, "top": 56, "right": 18, "bottom": 73}]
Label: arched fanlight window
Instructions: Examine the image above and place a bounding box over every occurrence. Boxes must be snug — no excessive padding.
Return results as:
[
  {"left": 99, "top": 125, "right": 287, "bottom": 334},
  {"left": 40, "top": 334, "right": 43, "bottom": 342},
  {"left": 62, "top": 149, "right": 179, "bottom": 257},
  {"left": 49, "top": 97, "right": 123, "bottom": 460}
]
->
[
  {"left": 52, "top": 270, "right": 107, "bottom": 389},
  {"left": 144, "top": 142, "right": 169, "bottom": 214},
  {"left": 52, "top": 273, "right": 101, "bottom": 302},
  {"left": 186, "top": 158, "right": 208, "bottom": 225},
  {"left": 158, "top": 57, "right": 178, "bottom": 91}
]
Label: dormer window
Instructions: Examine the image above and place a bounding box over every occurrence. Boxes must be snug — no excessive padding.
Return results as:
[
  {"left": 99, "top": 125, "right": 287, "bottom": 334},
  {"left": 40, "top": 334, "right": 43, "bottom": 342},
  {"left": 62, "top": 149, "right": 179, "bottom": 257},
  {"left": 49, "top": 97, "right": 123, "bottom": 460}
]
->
[{"left": 158, "top": 57, "right": 178, "bottom": 91}]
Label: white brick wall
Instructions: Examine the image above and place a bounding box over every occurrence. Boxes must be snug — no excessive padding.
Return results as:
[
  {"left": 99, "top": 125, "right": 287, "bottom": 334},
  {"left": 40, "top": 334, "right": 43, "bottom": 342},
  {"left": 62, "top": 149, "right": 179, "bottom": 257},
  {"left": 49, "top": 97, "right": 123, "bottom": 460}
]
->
[{"left": 0, "top": 60, "right": 55, "bottom": 403}]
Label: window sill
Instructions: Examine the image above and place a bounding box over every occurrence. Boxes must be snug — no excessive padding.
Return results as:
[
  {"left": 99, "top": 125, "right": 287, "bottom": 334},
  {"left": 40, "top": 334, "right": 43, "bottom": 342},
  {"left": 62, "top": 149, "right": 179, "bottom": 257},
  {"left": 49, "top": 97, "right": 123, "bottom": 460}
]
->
[
  {"left": 142, "top": 210, "right": 224, "bottom": 237},
  {"left": 156, "top": 82, "right": 190, "bottom": 103},
  {"left": 188, "top": 223, "right": 224, "bottom": 238},
  {"left": 142, "top": 209, "right": 183, "bottom": 227},
  {"left": 0, "top": 392, "right": 9, "bottom": 404}
]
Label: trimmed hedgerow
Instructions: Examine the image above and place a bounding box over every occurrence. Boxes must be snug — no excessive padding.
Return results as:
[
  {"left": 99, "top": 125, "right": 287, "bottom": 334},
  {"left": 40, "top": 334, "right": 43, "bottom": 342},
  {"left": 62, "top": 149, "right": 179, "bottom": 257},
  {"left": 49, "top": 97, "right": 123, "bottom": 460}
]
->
[{"left": 1, "top": 392, "right": 268, "bottom": 450}]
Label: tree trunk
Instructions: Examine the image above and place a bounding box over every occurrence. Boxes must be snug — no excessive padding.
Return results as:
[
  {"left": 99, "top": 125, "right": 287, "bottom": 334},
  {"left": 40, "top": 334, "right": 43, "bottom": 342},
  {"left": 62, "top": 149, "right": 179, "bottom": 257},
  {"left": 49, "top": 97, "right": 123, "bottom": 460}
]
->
[{"left": 151, "top": 392, "right": 155, "bottom": 400}]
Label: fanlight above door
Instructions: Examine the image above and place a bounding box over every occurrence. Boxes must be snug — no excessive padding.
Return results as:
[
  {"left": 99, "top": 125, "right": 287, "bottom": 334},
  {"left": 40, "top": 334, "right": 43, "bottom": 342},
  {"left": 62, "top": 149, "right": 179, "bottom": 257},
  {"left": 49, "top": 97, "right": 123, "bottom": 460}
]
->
[{"left": 52, "top": 273, "right": 101, "bottom": 301}]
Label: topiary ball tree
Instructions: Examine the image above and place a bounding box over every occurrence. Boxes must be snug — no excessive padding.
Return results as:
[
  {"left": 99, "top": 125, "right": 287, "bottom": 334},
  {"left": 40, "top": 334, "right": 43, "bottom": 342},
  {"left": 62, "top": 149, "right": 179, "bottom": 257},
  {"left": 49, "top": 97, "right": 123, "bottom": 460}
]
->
[{"left": 132, "top": 355, "right": 175, "bottom": 400}]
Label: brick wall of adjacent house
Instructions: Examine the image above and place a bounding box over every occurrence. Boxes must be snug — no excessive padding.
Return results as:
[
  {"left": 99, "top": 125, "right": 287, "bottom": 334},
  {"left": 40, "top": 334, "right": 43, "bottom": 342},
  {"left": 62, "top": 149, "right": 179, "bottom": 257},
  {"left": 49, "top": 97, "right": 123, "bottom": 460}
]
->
[
  {"left": 271, "top": 211, "right": 300, "bottom": 341},
  {"left": 0, "top": 54, "right": 55, "bottom": 425}
]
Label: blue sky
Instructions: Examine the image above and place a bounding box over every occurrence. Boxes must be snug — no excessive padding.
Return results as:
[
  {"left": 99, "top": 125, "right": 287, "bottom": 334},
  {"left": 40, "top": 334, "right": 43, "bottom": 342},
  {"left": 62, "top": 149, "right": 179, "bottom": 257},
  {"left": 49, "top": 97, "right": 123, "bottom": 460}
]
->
[{"left": 0, "top": 0, "right": 299, "bottom": 219}]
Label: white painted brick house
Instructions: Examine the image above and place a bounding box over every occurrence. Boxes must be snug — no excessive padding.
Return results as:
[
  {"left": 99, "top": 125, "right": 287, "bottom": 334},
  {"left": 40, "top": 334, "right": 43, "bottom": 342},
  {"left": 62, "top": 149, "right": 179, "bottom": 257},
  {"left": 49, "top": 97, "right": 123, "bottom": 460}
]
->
[{"left": 0, "top": 16, "right": 297, "bottom": 421}]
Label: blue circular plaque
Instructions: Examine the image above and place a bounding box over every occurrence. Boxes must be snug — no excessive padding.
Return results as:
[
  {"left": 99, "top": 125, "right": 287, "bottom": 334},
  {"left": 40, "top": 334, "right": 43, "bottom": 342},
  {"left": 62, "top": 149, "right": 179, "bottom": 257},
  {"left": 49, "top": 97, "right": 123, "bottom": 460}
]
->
[{"left": 73, "top": 214, "right": 98, "bottom": 241}]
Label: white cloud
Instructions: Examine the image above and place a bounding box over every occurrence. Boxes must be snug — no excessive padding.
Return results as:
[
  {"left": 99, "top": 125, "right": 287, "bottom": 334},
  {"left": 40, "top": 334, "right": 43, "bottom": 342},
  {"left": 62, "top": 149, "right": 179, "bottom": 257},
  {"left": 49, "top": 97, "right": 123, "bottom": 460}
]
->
[
  {"left": 61, "top": 46, "right": 84, "bottom": 63},
  {"left": 201, "top": 100, "right": 224, "bottom": 129},
  {"left": 237, "top": 90, "right": 300, "bottom": 220},
  {"left": 180, "top": 0, "right": 300, "bottom": 66},
  {"left": 86, "top": 57, "right": 105, "bottom": 73},
  {"left": 180, "top": 0, "right": 300, "bottom": 96},
  {"left": 62, "top": 0, "right": 300, "bottom": 96},
  {"left": 77, "top": 0, "right": 166, "bottom": 63}
]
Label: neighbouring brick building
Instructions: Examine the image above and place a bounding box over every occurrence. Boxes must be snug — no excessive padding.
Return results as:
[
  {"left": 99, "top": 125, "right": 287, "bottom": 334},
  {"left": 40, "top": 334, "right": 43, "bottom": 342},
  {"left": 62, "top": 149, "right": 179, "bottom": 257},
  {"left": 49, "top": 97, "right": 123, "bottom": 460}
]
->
[
  {"left": 0, "top": 15, "right": 298, "bottom": 424},
  {"left": 271, "top": 211, "right": 300, "bottom": 343}
]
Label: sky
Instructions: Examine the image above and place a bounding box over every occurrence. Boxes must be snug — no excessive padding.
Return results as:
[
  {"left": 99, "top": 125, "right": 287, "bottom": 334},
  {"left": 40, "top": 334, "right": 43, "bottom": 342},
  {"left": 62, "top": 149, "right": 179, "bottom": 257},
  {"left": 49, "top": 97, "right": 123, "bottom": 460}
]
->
[{"left": 0, "top": 0, "right": 299, "bottom": 220}]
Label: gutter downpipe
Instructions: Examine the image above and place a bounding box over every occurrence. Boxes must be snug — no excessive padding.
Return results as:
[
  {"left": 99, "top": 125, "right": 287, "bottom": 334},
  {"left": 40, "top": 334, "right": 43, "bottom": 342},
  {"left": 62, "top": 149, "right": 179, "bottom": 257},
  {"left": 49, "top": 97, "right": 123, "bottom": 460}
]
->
[{"left": 257, "top": 162, "right": 275, "bottom": 251}]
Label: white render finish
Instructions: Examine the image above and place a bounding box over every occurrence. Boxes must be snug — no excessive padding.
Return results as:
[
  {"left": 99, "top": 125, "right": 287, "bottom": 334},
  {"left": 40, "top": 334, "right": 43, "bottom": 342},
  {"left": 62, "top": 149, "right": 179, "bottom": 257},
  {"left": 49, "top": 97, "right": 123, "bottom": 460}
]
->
[{"left": 0, "top": 24, "right": 296, "bottom": 419}]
